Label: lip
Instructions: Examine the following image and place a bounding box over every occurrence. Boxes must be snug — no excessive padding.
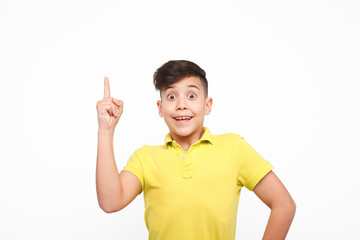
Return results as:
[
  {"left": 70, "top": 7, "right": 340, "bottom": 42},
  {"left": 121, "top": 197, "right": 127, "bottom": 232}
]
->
[{"left": 173, "top": 115, "right": 193, "bottom": 122}]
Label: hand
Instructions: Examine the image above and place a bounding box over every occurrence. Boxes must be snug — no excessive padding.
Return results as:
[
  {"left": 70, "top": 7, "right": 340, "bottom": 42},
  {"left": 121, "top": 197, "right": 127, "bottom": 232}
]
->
[{"left": 96, "top": 77, "right": 123, "bottom": 132}]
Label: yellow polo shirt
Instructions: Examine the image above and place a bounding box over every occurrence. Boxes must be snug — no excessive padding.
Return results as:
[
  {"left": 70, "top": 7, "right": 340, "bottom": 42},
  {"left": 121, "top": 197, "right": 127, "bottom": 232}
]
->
[{"left": 122, "top": 127, "right": 273, "bottom": 240}]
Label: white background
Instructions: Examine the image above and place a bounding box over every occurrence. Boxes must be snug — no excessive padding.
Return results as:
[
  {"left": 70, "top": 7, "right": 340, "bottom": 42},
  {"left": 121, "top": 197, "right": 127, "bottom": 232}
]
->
[{"left": 1, "top": 0, "right": 359, "bottom": 239}]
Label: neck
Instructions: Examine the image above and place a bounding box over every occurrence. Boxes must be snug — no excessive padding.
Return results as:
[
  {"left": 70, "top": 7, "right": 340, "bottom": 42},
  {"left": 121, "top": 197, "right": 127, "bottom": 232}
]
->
[{"left": 171, "top": 128, "right": 204, "bottom": 153}]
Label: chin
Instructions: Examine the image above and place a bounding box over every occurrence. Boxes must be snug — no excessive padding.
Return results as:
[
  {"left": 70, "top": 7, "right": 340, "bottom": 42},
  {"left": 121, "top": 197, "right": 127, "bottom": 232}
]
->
[
  {"left": 171, "top": 130, "right": 192, "bottom": 137},
  {"left": 171, "top": 126, "right": 202, "bottom": 138}
]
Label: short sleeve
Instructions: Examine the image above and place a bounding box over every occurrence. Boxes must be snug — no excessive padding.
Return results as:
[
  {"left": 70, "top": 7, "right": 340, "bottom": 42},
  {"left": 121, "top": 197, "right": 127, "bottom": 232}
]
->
[
  {"left": 237, "top": 138, "right": 274, "bottom": 191},
  {"left": 122, "top": 149, "right": 145, "bottom": 194}
]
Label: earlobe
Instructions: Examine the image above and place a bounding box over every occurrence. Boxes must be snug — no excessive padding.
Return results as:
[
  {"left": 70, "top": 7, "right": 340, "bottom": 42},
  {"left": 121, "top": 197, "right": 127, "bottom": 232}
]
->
[
  {"left": 205, "top": 97, "right": 213, "bottom": 115},
  {"left": 157, "top": 100, "right": 163, "bottom": 117}
]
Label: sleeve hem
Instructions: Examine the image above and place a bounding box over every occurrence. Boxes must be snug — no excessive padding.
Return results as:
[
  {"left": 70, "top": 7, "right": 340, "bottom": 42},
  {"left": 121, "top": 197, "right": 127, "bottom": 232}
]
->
[
  {"left": 247, "top": 162, "right": 274, "bottom": 191},
  {"left": 122, "top": 167, "right": 144, "bottom": 194}
]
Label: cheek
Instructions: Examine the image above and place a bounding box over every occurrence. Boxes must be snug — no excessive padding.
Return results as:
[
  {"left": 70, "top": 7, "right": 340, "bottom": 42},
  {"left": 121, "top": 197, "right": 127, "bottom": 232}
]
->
[
  {"left": 199, "top": 103, "right": 208, "bottom": 113},
  {"left": 160, "top": 104, "right": 172, "bottom": 115}
]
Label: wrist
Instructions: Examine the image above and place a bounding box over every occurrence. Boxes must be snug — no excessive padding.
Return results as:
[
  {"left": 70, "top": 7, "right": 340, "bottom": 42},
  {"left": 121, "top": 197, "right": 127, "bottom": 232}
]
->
[{"left": 98, "top": 128, "right": 115, "bottom": 136}]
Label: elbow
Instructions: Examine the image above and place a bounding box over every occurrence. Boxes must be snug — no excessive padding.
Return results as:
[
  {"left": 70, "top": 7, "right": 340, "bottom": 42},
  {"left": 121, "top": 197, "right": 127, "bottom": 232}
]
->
[
  {"left": 103, "top": 209, "right": 118, "bottom": 214},
  {"left": 288, "top": 195, "right": 296, "bottom": 212},
  {"left": 98, "top": 202, "right": 124, "bottom": 214},
  {"left": 97, "top": 193, "right": 126, "bottom": 213},
  {"left": 100, "top": 205, "right": 123, "bottom": 214},
  {"left": 284, "top": 197, "right": 296, "bottom": 219},
  {"left": 101, "top": 206, "right": 118, "bottom": 214},
  {"left": 290, "top": 198, "right": 296, "bottom": 216}
]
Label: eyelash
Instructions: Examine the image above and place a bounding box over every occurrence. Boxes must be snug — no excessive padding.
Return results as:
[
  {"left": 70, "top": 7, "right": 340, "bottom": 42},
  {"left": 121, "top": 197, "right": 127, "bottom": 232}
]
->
[
  {"left": 167, "top": 94, "right": 176, "bottom": 100},
  {"left": 166, "top": 93, "right": 197, "bottom": 100},
  {"left": 188, "top": 93, "right": 196, "bottom": 99}
]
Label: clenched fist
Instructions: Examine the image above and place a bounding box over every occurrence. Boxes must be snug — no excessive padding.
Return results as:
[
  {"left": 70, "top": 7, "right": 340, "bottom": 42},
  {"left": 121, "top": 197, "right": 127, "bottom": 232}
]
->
[{"left": 96, "top": 77, "right": 123, "bottom": 132}]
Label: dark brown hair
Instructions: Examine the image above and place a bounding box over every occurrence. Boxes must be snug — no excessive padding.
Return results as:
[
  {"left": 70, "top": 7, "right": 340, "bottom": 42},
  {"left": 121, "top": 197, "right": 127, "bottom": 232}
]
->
[{"left": 153, "top": 60, "right": 208, "bottom": 96}]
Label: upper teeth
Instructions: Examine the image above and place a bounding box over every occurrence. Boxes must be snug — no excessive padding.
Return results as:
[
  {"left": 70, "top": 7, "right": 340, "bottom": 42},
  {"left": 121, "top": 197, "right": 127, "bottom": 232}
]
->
[{"left": 176, "top": 117, "right": 191, "bottom": 120}]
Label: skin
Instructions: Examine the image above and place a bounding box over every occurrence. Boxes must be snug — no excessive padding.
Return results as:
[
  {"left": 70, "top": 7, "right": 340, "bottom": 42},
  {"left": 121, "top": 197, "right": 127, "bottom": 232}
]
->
[
  {"left": 96, "top": 76, "right": 296, "bottom": 239},
  {"left": 254, "top": 171, "right": 296, "bottom": 239},
  {"left": 96, "top": 77, "right": 141, "bottom": 213},
  {"left": 157, "top": 76, "right": 213, "bottom": 152}
]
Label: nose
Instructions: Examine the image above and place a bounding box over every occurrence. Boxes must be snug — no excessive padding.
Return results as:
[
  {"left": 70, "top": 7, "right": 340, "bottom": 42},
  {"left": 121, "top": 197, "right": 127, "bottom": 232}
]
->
[{"left": 176, "top": 96, "right": 188, "bottom": 110}]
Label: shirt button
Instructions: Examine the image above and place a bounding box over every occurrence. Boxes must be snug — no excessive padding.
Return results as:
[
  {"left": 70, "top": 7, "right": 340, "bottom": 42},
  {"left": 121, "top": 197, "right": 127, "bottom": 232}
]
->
[{"left": 181, "top": 156, "right": 185, "bottom": 160}]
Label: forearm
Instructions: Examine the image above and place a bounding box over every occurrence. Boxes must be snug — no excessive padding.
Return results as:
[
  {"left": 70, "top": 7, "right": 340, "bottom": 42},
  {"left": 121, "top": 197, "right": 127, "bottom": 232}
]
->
[
  {"left": 96, "top": 129, "right": 122, "bottom": 212},
  {"left": 262, "top": 203, "right": 296, "bottom": 240}
]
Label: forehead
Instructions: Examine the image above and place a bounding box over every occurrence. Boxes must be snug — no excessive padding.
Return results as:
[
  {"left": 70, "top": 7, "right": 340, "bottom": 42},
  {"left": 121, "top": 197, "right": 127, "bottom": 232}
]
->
[{"left": 163, "top": 76, "right": 203, "bottom": 92}]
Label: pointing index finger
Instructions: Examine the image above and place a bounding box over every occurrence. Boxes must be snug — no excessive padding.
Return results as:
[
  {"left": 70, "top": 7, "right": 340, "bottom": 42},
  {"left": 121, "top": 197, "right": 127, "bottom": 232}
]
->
[{"left": 104, "top": 76, "right": 110, "bottom": 99}]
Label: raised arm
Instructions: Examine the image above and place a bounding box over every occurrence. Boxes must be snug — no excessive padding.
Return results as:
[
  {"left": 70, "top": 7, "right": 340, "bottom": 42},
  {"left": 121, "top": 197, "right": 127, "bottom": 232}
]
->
[
  {"left": 253, "top": 171, "right": 296, "bottom": 240},
  {"left": 96, "top": 77, "right": 142, "bottom": 213}
]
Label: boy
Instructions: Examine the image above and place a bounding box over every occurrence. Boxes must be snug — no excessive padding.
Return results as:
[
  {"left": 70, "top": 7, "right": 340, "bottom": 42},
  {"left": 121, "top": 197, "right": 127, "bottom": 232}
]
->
[{"left": 96, "top": 60, "right": 296, "bottom": 240}]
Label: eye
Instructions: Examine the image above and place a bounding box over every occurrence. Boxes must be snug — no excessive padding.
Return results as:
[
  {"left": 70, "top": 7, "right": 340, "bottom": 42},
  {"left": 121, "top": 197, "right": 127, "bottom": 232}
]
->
[
  {"left": 188, "top": 93, "right": 197, "bottom": 99},
  {"left": 167, "top": 94, "right": 176, "bottom": 100}
]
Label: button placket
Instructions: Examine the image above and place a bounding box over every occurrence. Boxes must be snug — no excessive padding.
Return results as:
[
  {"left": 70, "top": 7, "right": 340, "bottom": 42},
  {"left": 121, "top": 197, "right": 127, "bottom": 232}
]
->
[{"left": 182, "top": 155, "right": 193, "bottom": 179}]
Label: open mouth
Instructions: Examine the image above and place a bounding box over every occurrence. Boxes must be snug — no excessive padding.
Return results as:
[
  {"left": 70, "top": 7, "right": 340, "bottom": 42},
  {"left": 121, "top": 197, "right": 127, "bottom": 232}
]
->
[{"left": 174, "top": 116, "right": 193, "bottom": 121}]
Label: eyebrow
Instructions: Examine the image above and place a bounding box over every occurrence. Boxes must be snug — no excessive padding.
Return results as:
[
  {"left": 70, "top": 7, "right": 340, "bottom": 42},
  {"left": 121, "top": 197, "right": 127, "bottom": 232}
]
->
[
  {"left": 164, "top": 85, "right": 200, "bottom": 91},
  {"left": 187, "top": 85, "right": 200, "bottom": 90}
]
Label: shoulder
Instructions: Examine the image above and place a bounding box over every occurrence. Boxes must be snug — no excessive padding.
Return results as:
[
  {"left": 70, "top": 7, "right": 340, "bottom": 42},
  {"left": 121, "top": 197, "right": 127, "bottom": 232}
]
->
[
  {"left": 207, "top": 132, "right": 248, "bottom": 154},
  {"left": 132, "top": 144, "right": 167, "bottom": 158},
  {"left": 212, "top": 132, "right": 245, "bottom": 145}
]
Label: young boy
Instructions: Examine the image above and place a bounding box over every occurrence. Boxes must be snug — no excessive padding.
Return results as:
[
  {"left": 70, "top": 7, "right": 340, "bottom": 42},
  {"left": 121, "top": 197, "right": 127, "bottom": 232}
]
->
[{"left": 96, "top": 60, "right": 296, "bottom": 240}]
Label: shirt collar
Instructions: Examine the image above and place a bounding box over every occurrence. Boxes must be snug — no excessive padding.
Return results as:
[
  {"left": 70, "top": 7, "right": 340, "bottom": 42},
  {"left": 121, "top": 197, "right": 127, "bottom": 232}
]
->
[{"left": 164, "top": 127, "right": 213, "bottom": 146}]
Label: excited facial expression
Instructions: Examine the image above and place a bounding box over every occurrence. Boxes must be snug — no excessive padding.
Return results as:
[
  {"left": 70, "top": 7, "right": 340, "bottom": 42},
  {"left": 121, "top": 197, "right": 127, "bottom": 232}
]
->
[{"left": 157, "top": 76, "right": 212, "bottom": 145}]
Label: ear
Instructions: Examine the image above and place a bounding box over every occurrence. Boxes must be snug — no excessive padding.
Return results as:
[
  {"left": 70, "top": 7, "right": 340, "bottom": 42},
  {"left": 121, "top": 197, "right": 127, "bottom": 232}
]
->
[
  {"left": 205, "top": 97, "right": 213, "bottom": 115},
  {"left": 157, "top": 100, "right": 163, "bottom": 117}
]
